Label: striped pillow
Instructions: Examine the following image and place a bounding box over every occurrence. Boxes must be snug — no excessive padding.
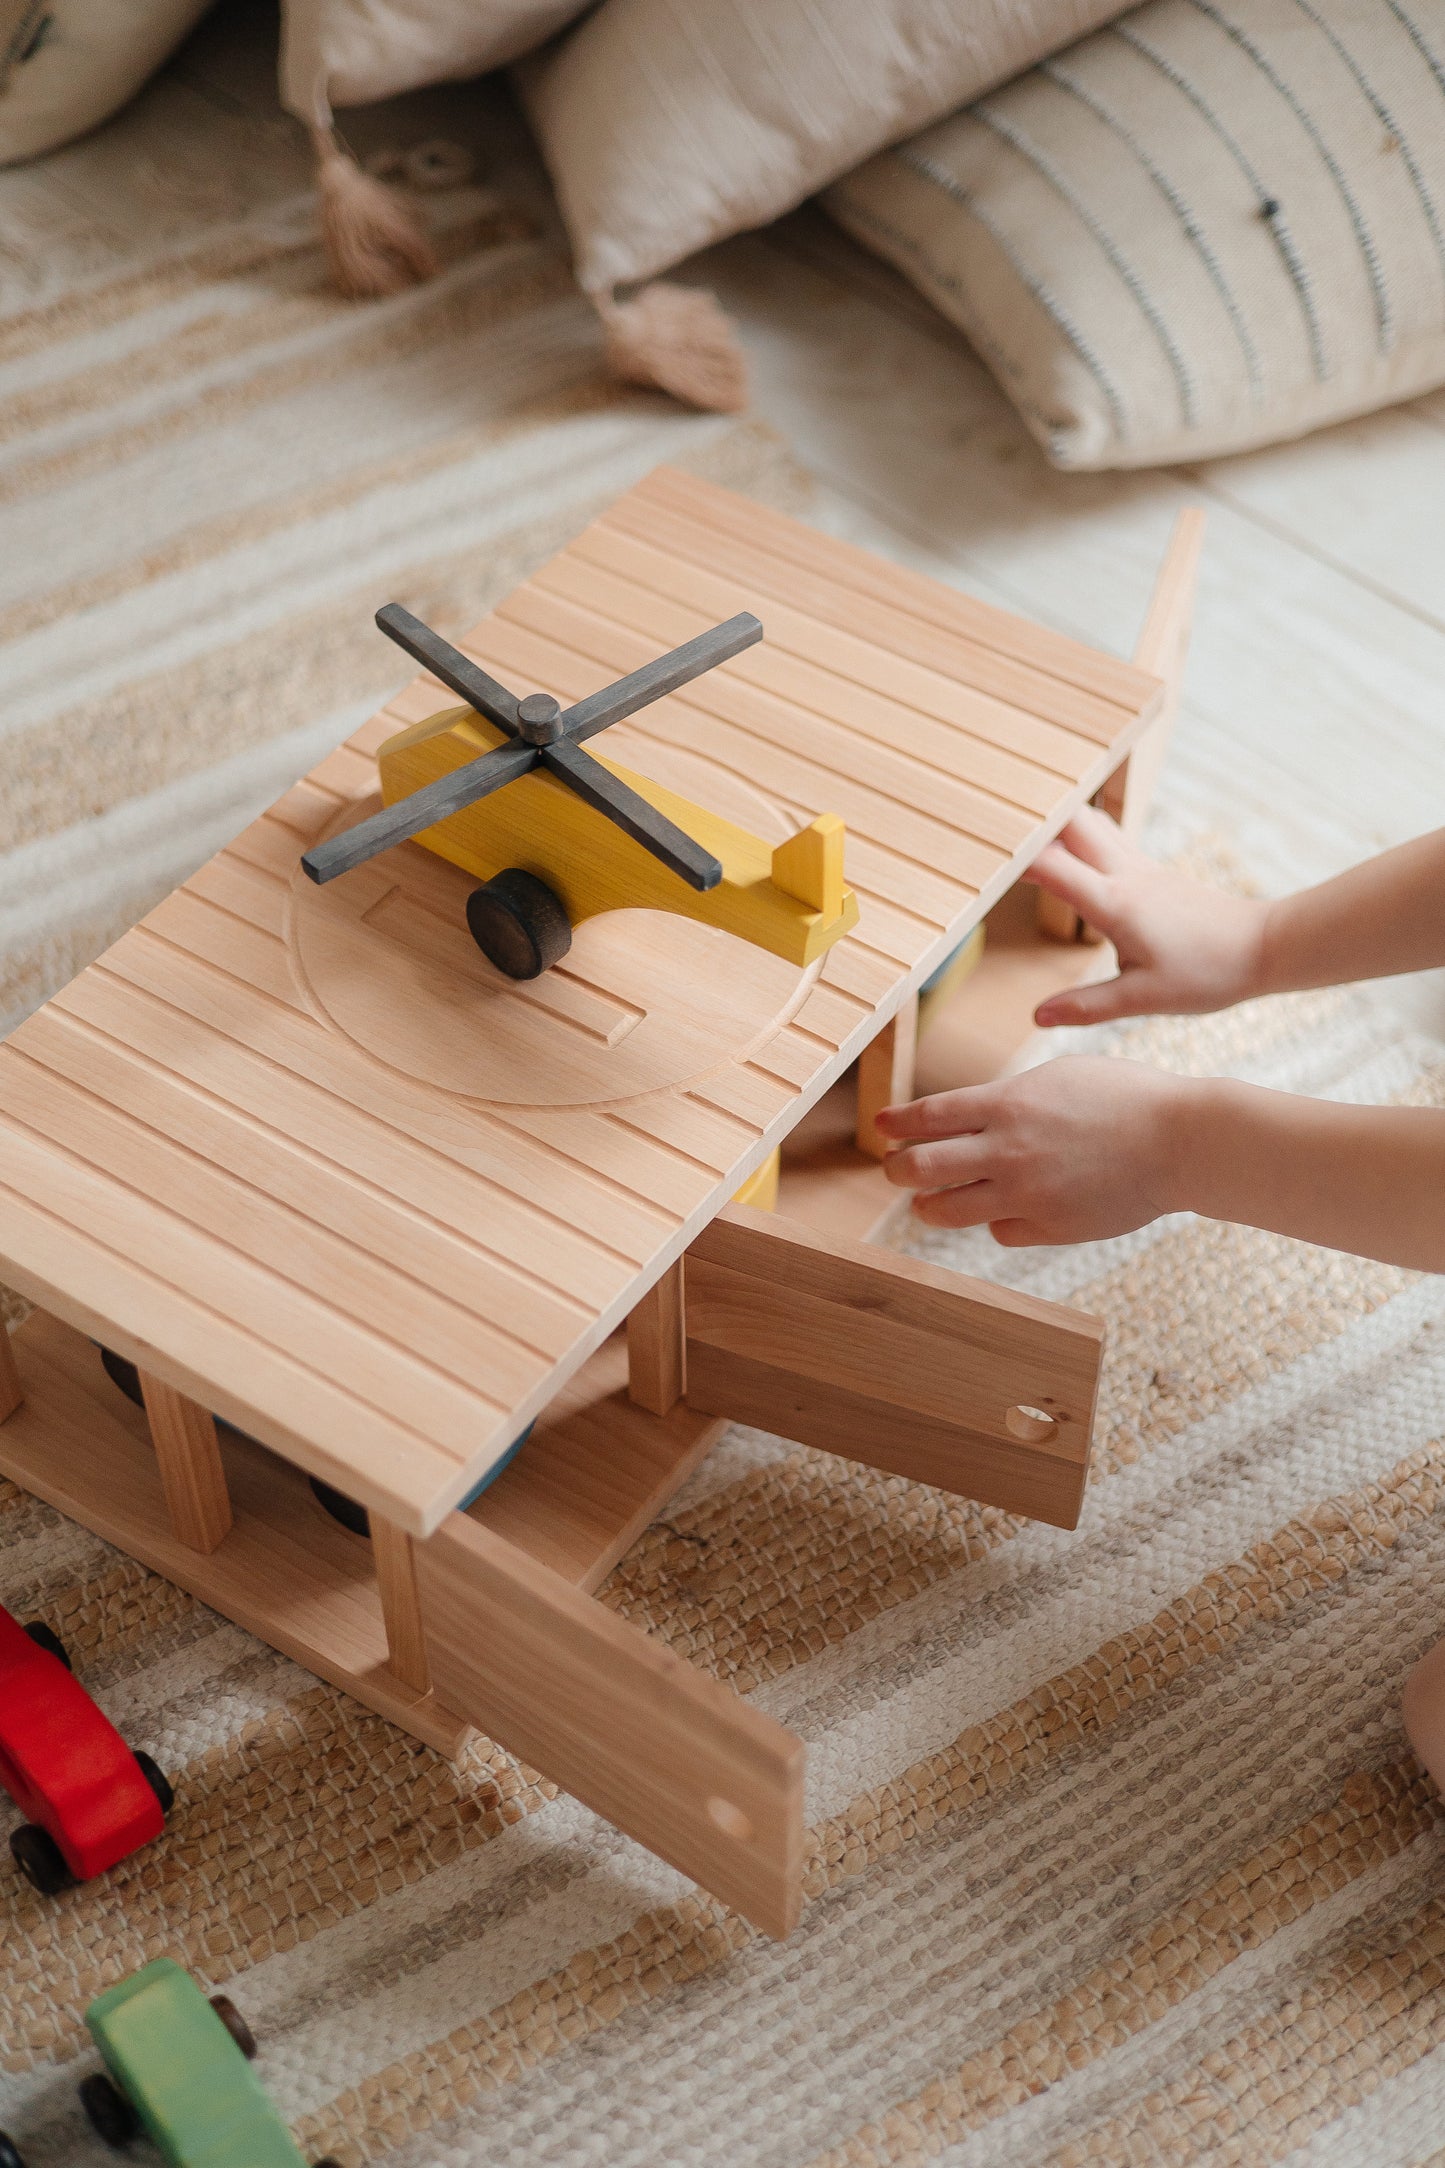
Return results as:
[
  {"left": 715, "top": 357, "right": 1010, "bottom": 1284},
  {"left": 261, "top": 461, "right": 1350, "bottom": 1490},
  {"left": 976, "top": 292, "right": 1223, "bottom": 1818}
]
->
[{"left": 825, "top": 0, "right": 1445, "bottom": 468}]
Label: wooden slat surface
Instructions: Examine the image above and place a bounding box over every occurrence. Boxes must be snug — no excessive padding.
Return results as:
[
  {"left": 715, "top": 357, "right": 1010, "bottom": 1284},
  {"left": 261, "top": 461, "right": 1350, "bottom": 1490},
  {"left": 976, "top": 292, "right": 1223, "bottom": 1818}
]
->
[
  {"left": 0, "top": 467, "right": 1159, "bottom": 1533},
  {"left": 631, "top": 467, "right": 1159, "bottom": 712}
]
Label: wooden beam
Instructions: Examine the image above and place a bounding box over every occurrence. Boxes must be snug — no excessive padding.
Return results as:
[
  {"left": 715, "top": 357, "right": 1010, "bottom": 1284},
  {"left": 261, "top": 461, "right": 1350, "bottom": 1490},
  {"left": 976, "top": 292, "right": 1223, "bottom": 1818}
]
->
[
  {"left": 371, "top": 1516, "right": 431, "bottom": 1694},
  {"left": 855, "top": 993, "right": 918, "bottom": 1159},
  {"left": 0, "top": 1322, "right": 21, "bottom": 1423},
  {"left": 1035, "top": 888, "right": 1086, "bottom": 944},
  {"left": 1110, "top": 506, "right": 1208, "bottom": 822},
  {"left": 417, "top": 1512, "right": 805, "bottom": 1937},
  {"left": 627, "top": 1257, "right": 686, "bottom": 1416},
  {"left": 1037, "top": 507, "right": 1205, "bottom": 939},
  {"left": 1097, "top": 508, "right": 1205, "bottom": 836},
  {"left": 138, "top": 1368, "right": 231, "bottom": 1554}
]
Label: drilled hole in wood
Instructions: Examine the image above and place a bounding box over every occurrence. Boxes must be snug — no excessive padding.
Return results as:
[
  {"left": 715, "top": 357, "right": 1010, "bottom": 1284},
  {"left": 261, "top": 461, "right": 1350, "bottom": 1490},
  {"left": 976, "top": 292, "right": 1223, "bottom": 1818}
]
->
[
  {"left": 1005, "top": 1404, "right": 1058, "bottom": 1444},
  {"left": 706, "top": 1796, "right": 753, "bottom": 1841}
]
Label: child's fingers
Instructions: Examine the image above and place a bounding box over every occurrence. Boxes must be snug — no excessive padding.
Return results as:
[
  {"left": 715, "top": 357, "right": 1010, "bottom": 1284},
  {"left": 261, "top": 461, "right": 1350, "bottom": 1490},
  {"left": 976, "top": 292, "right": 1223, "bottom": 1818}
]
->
[
  {"left": 1035, "top": 969, "right": 1164, "bottom": 1029},
  {"left": 1058, "top": 805, "right": 1129, "bottom": 871},
  {"left": 873, "top": 1085, "right": 995, "bottom": 1140},
  {"left": 909, "top": 1180, "right": 998, "bottom": 1229},
  {"left": 883, "top": 1133, "right": 992, "bottom": 1191},
  {"left": 988, "top": 1217, "right": 1049, "bottom": 1248},
  {"left": 1022, "top": 832, "right": 1117, "bottom": 919},
  {"left": 1035, "top": 981, "right": 1120, "bottom": 1027},
  {"left": 1022, "top": 840, "right": 1113, "bottom": 927}
]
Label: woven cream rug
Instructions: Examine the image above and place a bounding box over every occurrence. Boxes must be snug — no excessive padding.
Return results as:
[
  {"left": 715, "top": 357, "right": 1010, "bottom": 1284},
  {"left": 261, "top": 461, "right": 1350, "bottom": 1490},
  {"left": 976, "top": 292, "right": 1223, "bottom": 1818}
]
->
[{"left": 6, "top": 16, "right": 1445, "bottom": 2166}]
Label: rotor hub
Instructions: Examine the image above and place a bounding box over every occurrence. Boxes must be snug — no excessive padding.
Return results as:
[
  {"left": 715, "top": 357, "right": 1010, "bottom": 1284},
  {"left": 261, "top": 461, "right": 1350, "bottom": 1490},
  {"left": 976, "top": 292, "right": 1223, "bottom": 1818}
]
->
[{"left": 516, "top": 693, "right": 563, "bottom": 745}]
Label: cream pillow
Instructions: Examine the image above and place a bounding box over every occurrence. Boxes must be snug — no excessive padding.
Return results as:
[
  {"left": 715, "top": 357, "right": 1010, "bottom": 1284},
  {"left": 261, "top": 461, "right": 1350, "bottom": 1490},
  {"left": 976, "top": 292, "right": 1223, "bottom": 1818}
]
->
[
  {"left": 0, "top": 0, "right": 213, "bottom": 163},
  {"left": 279, "top": 0, "right": 592, "bottom": 126},
  {"left": 826, "top": 0, "right": 1445, "bottom": 469},
  {"left": 517, "top": 0, "right": 1135, "bottom": 297}
]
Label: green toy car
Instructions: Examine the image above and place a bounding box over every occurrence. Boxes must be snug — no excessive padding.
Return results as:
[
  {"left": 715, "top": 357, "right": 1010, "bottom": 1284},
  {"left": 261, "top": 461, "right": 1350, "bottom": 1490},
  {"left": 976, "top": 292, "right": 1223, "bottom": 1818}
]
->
[{"left": 78, "top": 1958, "right": 340, "bottom": 2167}]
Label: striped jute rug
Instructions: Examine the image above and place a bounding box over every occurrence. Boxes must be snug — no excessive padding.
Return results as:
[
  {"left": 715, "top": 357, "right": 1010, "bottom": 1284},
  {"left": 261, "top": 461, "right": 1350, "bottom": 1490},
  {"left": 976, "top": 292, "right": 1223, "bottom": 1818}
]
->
[{"left": 5, "top": 37, "right": 1445, "bottom": 2167}]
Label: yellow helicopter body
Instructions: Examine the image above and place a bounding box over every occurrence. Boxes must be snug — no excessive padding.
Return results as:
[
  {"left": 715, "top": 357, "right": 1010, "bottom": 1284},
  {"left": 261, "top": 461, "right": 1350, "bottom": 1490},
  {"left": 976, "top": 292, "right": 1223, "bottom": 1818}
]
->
[{"left": 378, "top": 704, "right": 860, "bottom": 968}]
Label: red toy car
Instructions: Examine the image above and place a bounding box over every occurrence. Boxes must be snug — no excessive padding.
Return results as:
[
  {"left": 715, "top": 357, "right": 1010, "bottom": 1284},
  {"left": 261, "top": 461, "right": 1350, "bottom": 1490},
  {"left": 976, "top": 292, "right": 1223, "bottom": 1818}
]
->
[{"left": 0, "top": 1603, "right": 172, "bottom": 1894}]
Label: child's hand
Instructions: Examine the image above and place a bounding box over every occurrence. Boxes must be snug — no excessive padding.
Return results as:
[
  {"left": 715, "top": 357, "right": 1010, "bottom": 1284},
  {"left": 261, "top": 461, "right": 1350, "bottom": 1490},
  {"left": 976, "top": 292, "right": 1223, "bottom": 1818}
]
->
[
  {"left": 877, "top": 1056, "right": 1188, "bottom": 1245},
  {"left": 1025, "top": 807, "right": 1267, "bottom": 1027}
]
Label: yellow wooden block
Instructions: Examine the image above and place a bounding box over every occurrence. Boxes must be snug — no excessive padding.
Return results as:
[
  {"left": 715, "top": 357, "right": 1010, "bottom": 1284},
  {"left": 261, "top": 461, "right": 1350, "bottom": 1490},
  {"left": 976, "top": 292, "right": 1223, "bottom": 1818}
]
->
[
  {"left": 917, "top": 924, "right": 987, "bottom": 1034},
  {"left": 732, "top": 1147, "right": 780, "bottom": 1212},
  {"left": 770, "top": 813, "right": 845, "bottom": 916},
  {"left": 379, "top": 708, "right": 860, "bottom": 969}
]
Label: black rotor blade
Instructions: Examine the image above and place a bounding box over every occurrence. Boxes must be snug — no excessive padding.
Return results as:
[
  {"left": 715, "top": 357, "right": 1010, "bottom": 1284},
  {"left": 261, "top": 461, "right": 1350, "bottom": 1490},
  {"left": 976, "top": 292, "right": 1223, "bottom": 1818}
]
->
[
  {"left": 375, "top": 604, "right": 522, "bottom": 736},
  {"left": 562, "top": 613, "right": 763, "bottom": 745},
  {"left": 301, "top": 741, "right": 538, "bottom": 884},
  {"left": 542, "top": 740, "right": 722, "bottom": 892}
]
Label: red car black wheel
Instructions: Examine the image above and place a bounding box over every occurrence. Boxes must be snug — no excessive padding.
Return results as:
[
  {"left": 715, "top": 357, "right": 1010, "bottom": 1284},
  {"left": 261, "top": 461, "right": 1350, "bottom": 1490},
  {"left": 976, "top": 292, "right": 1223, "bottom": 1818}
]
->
[
  {"left": 9, "top": 1824, "right": 72, "bottom": 1896},
  {"left": 21, "top": 1621, "right": 69, "bottom": 1670},
  {"left": 132, "top": 1750, "right": 174, "bottom": 1816}
]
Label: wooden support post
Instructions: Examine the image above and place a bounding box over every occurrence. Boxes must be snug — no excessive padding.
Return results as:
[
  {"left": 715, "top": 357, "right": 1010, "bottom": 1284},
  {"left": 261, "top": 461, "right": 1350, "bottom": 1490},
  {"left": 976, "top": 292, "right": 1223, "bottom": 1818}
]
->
[
  {"left": 137, "top": 1369, "right": 231, "bottom": 1554},
  {"left": 0, "top": 1323, "right": 21, "bottom": 1423},
  {"left": 1035, "top": 507, "right": 1205, "bottom": 943},
  {"left": 856, "top": 993, "right": 918, "bottom": 1159},
  {"left": 1035, "top": 889, "right": 1085, "bottom": 944},
  {"left": 372, "top": 1516, "right": 431, "bottom": 1694},
  {"left": 627, "top": 1257, "right": 686, "bottom": 1416},
  {"left": 1098, "top": 507, "right": 1205, "bottom": 838}
]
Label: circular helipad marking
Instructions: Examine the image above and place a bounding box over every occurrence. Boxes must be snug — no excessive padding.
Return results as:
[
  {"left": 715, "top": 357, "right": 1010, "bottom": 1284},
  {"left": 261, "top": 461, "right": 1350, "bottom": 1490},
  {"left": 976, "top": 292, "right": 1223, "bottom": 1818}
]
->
[{"left": 286, "top": 754, "right": 821, "bottom": 1110}]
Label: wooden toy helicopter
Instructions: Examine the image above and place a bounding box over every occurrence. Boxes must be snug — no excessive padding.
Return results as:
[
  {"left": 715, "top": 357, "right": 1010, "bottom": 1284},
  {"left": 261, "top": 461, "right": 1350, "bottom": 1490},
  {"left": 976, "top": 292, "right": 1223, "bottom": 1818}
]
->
[{"left": 301, "top": 605, "right": 859, "bottom": 979}]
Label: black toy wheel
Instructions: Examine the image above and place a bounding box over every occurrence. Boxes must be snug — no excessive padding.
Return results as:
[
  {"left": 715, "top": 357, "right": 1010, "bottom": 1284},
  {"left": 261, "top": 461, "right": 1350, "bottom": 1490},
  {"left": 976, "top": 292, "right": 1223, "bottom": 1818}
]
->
[
  {"left": 132, "top": 1751, "right": 174, "bottom": 1816},
  {"left": 22, "top": 1621, "right": 69, "bottom": 1669},
  {"left": 209, "top": 1993, "right": 257, "bottom": 2058},
  {"left": 97, "top": 1344, "right": 145, "bottom": 1408},
  {"left": 10, "top": 1824, "right": 73, "bottom": 1896},
  {"left": 0, "top": 2129, "right": 28, "bottom": 2167},
  {"left": 79, "top": 2074, "right": 138, "bottom": 2148},
  {"left": 466, "top": 869, "right": 571, "bottom": 980},
  {"left": 309, "top": 1477, "right": 371, "bottom": 1538}
]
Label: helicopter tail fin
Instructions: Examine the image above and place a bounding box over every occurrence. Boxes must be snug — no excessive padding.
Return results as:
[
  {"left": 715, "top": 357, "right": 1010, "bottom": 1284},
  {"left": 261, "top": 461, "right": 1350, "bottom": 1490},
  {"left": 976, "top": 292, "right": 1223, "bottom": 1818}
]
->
[{"left": 771, "top": 814, "right": 846, "bottom": 918}]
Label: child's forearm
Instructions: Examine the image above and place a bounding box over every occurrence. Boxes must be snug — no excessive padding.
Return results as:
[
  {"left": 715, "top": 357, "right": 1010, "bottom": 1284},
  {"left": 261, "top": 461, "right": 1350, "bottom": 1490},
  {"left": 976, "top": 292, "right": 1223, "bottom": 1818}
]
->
[
  {"left": 1255, "top": 828, "right": 1445, "bottom": 996},
  {"left": 1170, "top": 1079, "right": 1445, "bottom": 1272}
]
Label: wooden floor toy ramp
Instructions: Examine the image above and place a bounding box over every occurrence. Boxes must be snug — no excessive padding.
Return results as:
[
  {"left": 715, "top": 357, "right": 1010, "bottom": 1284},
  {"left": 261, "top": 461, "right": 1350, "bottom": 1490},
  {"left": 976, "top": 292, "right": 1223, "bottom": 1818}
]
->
[{"left": 0, "top": 471, "right": 1203, "bottom": 1936}]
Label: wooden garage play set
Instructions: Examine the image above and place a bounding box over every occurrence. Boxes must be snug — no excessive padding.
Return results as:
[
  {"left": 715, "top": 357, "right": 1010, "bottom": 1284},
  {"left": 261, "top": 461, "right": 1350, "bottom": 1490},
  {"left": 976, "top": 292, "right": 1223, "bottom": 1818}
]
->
[{"left": 0, "top": 470, "right": 1201, "bottom": 1938}]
